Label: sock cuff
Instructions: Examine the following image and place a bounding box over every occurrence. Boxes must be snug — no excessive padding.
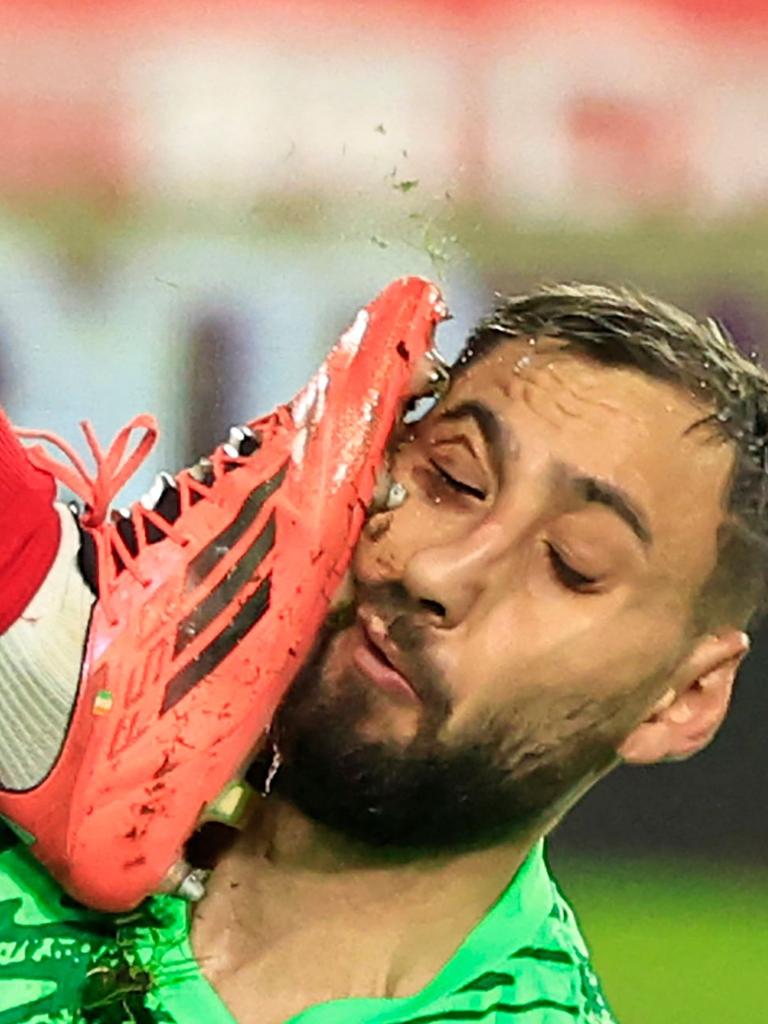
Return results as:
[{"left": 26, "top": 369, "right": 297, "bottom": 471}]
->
[{"left": 0, "top": 407, "right": 55, "bottom": 504}]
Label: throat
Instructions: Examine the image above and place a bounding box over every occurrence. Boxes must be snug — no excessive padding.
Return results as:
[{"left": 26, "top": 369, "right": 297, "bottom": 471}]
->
[{"left": 189, "top": 799, "right": 535, "bottom": 1018}]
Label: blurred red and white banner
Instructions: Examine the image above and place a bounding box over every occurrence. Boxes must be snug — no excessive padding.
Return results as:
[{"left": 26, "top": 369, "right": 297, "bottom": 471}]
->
[{"left": 2, "top": 0, "right": 768, "bottom": 218}]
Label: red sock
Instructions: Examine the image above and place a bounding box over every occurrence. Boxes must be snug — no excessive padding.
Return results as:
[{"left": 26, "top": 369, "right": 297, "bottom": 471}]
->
[{"left": 0, "top": 407, "right": 60, "bottom": 633}]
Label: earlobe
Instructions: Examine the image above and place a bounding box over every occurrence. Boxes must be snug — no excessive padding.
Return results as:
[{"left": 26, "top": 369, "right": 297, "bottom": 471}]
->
[{"left": 619, "top": 630, "right": 749, "bottom": 766}]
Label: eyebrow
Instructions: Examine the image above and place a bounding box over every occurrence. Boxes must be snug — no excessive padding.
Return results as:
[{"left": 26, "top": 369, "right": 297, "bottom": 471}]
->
[
  {"left": 567, "top": 472, "right": 653, "bottom": 548},
  {"left": 436, "top": 401, "right": 652, "bottom": 547},
  {"left": 438, "top": 401, "right": 509, "bottom": 485}
]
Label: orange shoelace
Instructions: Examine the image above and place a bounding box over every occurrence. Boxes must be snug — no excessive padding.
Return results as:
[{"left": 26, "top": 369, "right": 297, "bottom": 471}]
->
[
  {"left": 16, "top": 416, "right": 160, "bottom": 624},
  {"left": 15, "top": 413, "right": 267, "bottom": 625}
]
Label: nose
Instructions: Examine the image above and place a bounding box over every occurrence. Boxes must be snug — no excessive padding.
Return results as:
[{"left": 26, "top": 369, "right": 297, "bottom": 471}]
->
[{"left": 401, "top": 518, "right": 510, "bottom": 628}]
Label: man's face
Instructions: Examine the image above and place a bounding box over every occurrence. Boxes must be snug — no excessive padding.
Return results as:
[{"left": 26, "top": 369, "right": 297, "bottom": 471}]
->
[{"left": 273, "top": 337, "right": 735, "bottom": 850}]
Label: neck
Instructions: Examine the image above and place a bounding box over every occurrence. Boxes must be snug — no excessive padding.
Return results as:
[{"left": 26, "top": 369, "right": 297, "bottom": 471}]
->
[
  {"left": 238, "top": 793, "right": 538, "bottom": 874},
  {"left": 193, "top": 794, "right": 541, "bottom": 1000},
  {"left": 239, "top": 790, "right": 545, "bottom": 890}
]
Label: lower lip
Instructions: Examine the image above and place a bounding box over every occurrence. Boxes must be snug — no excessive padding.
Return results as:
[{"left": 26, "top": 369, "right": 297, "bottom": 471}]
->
[{"left": 352, "top": 638, "right": 420, "bottom": 706}]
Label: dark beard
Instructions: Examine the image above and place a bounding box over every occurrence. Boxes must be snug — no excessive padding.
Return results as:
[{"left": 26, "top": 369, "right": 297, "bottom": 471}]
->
[{"left": 260, "top": 607, "right": 619, "bottom": 855}]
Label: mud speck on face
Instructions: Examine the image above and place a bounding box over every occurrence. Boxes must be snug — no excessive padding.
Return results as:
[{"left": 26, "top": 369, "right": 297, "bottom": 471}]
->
[{"left": 366, "top": 517, "right": 392, "bottom": 543}]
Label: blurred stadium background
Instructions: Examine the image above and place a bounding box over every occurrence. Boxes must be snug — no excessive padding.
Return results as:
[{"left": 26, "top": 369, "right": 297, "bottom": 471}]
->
[{"left": 2, "top": 0, "right": 768, "bottom": 1020}]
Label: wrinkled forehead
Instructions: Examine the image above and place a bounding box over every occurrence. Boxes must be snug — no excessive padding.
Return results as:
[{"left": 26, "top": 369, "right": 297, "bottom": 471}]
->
[{"left": 447, "top": 337, "right": 736, "bottom": 583}]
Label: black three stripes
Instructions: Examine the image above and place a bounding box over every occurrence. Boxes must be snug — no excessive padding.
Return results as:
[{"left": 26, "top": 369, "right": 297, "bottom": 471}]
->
[
  {"left": 173, "top": 514, "right": 277, "bottom": 659},
  {"left": 160, "top": 463, "right": 287, "bottom": 713},
  {"left": 185, "top": 463, "right": 286, "bottom": 585}
]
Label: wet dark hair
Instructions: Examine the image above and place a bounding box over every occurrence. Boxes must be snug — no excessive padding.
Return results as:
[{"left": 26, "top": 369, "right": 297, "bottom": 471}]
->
[{"left": 454, "top": 282, "right": 768, "bottom": 630}]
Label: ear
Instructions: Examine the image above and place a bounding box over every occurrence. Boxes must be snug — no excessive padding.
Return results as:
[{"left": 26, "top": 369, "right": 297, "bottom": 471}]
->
[{"left": 619, "top": 630, "right": 750, "bottom": 765}]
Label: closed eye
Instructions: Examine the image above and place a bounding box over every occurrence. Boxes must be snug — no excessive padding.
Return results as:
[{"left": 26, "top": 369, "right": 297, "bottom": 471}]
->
[
  {"left": 428, "top": 459, "right": 487, "bottom": 500},
  {"left": 546, "top": 543, "right": 600, "bottom": 592}
]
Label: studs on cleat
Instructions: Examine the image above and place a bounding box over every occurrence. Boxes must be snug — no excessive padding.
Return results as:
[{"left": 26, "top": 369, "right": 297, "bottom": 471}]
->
[
  {"left": 176, "top": 867, "right": 209, "bottom": 903},
  {"left": 429, "top": 367, "right": 449, "bottom": 395},
  {"left": 202, "top": 778, "right": 255, "bottom": 828},
  {"left": 411, "top": 349, "right": 451, "bottom": 406},
  {"left": 189, "top": 427, "right": 261, "bottom": 488},
  {"left": 189, "top": 457, "right": 214, "bottom": 486},
  {"left": 152, "top": 474, "right": 182, "bottom": 527},
  {"left": 425, "top": 351, "right": 450, "bottom": 399},
  {"left": 385, "top": 481, "right": 409, "bottom": 510},
  {"left": 115, "top": 513, "right": 140, "bottom": 559},
  {"left": 161, "top": 860, "right": 209, "bottom": 902},
  {"left": 227, "top": 425, "right": 251, "bottom": 452},
  {"left": 224, "top": 424, "right": 261, "bottom": 458},
  {"left": 425, "top": 350, "right": 448, "bottom": 370},
  {"left": 237, "top": 426, "right": 261, "bottom": 457},
  {"left": 371, "top": 467, "right": 394, "bottom": 511},
  {"left": 140, "top": 472, "right": 173, "bottom": 511}
]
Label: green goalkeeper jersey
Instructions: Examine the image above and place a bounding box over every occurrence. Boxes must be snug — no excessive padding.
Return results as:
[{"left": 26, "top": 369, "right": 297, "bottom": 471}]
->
[{"left": 0, "top": 821, "right": 617, "bottom": 1024}]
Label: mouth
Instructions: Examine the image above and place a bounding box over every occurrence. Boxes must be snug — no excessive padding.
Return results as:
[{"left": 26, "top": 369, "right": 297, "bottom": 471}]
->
[{"left": 352, "top": 613, "right": 421, "bottom": 707}]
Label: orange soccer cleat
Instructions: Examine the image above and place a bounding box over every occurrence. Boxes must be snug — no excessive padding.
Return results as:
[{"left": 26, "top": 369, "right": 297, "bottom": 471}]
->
[{"left": 1, "top": 276, "right": 449, "bottom": 911}]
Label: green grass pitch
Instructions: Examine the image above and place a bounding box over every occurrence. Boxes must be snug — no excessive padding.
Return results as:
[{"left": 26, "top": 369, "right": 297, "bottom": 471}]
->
[{"left": 556, "top": 857, "right": 768, "bottom": 1024}]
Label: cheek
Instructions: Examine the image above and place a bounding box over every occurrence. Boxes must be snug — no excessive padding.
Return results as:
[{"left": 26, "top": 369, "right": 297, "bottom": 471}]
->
[
  {"left": 353, "top": 508, "right": 418, "bottom": 580},
  {"left": 442, "top": 612, "right": 544, "bottom": 731},
  {"left": 445, "top": 594, "right": 686, "bottom": 737},
  {"left": 353, "top": 477, "right": 449, "bottom": 581}
]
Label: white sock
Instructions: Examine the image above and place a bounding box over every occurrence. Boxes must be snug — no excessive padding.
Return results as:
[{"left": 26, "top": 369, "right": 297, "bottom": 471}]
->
[{"left": 0, "top": 504, "right": 94, "bottom": 790}]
